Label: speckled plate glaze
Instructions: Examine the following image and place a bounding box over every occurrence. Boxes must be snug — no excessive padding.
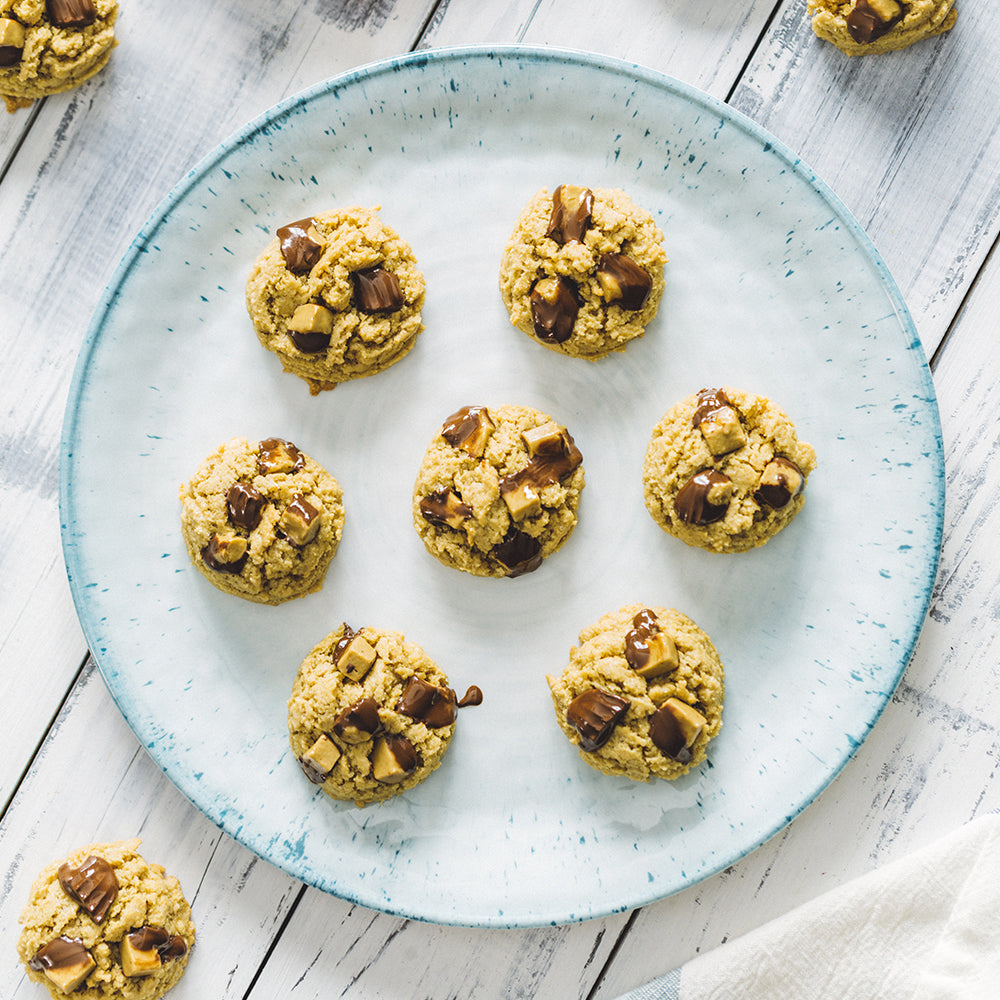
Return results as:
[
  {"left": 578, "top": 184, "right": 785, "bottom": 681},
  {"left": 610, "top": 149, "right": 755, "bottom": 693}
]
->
[{"left": 60, "top": 46, "right": 943, "bottom": 927}]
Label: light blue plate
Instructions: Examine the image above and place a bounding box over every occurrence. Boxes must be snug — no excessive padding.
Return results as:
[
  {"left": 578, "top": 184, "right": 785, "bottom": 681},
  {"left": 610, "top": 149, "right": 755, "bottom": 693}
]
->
[{"left": 60, "top": 46, "right": 943, "bottom": 927}]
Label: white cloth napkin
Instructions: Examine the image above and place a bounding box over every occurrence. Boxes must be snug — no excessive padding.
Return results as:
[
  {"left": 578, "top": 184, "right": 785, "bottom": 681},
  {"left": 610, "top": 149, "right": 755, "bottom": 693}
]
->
[{"left": 615, "top": 813, "right": 1000, "bottom": 1000}]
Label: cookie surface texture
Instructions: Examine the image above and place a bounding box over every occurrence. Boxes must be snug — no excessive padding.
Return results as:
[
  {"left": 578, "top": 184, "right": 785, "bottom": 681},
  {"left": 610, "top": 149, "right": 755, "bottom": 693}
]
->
[
  {"left": 547, "top": 604, "right": 725, "bottom": 781},
  {"left": 643, "top": 386, "right": 817, "bottom": 554},
  {"left": 245, "top": 206, "right": 425, "bottom": 394},
  {"left": 499, "top": 185, "right": 667, "bottom": 358},
  {"left": 178, "top": 436, "right": 345, "bottom": 604},
  {"left": 288, "top": 624, "right": 458, "bottom": 806},
  {"left": 17, "top": 838, "right": 194, "bottom": 1000},
  {"left": 807, "top": 0, "right": 956, "bottom": 55},
  {"left": 412, "top": 403, "right": 586, "bottom": 577},
  {"left": 0, "top": 0, "right": 118, "bottom": 112}
]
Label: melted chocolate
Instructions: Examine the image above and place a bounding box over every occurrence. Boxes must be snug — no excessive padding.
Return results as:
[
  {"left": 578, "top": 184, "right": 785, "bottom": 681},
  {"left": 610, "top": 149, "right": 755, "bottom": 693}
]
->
[
  {"left": 546, "top": 184, "right": 594, "bottom": 244},
  {"left": 492, "top": 527, "right": 543, "bottom": 577},
  {"left": 530, "top": 275, "right": 580, "bottom": 343},
  {"left": 674, "top": 469, "right": 731, "bottom": 525},
  {"left": 226, "top": 481, "right": 264, "bottom": 531},
  {"left": 457, "top": 685, "right": 484, "bottom": 708},
  {"left": 57, "top": 855, "right": 118, "bottom": 924},
  {"left": 47, "top": 0, "right": 96, "bottom": 28},
  {"left": 397, "top": 677, "right": 456, "bottom": 728},
  {"left": 566, "top": 689, "right": 630, "bottom": 751},
  {"left": 847, "top": 0, "right": 903, "bottom": 43},
  {"left": 277, "top": 217, "right": 322, "bottom": 273},
  {"left": 351, "top": 266, "right": 403, "bottom": 313}
]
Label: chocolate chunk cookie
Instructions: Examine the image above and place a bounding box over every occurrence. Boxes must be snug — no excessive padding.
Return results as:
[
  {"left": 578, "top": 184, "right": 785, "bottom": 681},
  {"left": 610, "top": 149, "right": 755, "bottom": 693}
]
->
[
  {"left": 808, "top": 0, "right": 956, "bottom": 55},
  {"left": 0, "top": 0, "right": 118, "bottom": 112},
  {"left": 643, "top": 387, "right": 817, "bottom": 553},
  {"left": 499, "top": 185, "right": 667, "bottom": 358},
  {"left": 17, "top": 839, "right": 194, "bottom": 1000},
  {"left": 547, "top": 604, "right": 725, "bottom": 781},
  {"left": 412, "top": 404, "right": 586, "bottom": 577},
  {"left": 288, "top": 624, "right": 479, "bottom": 806},
  {"left": 245, "top": 206, "right": 425, "bottom": 394},
  {"left": 179, "top": 436, "right": 345, "bottom": 604}
]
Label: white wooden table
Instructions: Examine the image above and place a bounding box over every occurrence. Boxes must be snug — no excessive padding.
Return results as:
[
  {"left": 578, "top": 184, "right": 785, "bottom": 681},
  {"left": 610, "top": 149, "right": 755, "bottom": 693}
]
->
[{"left": 2, "top": 2, "right": 999, "bottom": 996}]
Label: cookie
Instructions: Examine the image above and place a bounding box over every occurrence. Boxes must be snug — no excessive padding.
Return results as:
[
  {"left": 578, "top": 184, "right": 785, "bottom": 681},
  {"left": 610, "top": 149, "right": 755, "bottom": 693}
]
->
[
  {"left": 412, "top": 404, "right": 586, "bottom": 577},
  {"left": 288, "top": 624, "right": 480, "bottom": 806},
  {"left": 245, "top": 206, "right": 425, "bottom": 394},
  {"left": 547, "top": 604, "right": 724, "bottom": 781},
  {"left": 642, "top": 387, "right": 817, "bottom": 554},
  {"left": 0, "top": 0, "right": 118, "bottom": 113},
  {"left": 178, "top": 436, "right": 345, "bottom": 604},
  {"left": 499, "top": 184, "right": 667, "bottom": 358},
  {"left": 17, "top": 839, "right": 194, "bottom": 1000},
  {"left": 808, "top": 0, "right": 956, "bottom": 55}
]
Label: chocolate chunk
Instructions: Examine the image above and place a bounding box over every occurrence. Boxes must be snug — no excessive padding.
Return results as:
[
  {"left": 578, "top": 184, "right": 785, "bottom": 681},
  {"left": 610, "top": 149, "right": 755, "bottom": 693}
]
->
[
  {"left": 277, "top": 494, "right": 321, "bottom": 546},
  {"left": 287, "top": 303, "right": 333, "bottom": 353},
  {"left": 754, "top": 457, "right": 805, "bottom": 509},
  {"left": 649, "top": 698, "right": 706, "bottom": 762},
  {"left": 420, "top": 488, "right": 473, "bottom": 529},
  {"left": 397, "top": 677, "right": 456, "bottom": 728},
  {"left": 57, "top": 856, "right": 118, "bottom": 924},
  {"left": 492, "top": 526, "right": 543, "bottom": 577},
  {"left": 441, "top": 405, "right": 495, "bottom": 457},
  {"left": 351, "top": 266, "right": 403, "bottom": 313},
  {"left": 201, "top": 532, "right": 247, "bottom": 574},
  {"left": 226, "top": 481, "right": 264, "bottom": 531},
  {"left": 499, "top": 425, "right": 582, "bottom": 522},
  {"left": 47, "top": 0, "right": 96, "bottom": 28},
  {"left": 257, "top": 437, "right": 305, "bottom": 475},
  {"left": 847, "top": 0, "right": 903, "bottom": 43},
  {"left": 371, "top": 733, "right": 419, "bottom": 783},
  {"left": 277, "top": 217, "right": 322, "bottom": 274},
  {"left": 596, "top": 253, "right": 652, "bottom": 310},
  {"left": 30, "top": 937, "right": 96, "bottom": 994},
  {"left": 0, "top": 19, "right": 25, "bottom": 65},
  {"left": 546, "top": 184, "right": 594, "bottom": 244},
  {"left": 297, "top": 734, "right": 341, "bottom": 783},
  {"left": 674, "top": 469, "right": 732, "bottom": 525},
  {"left": 624, "top": 610, "right": 680, "bottom": 679},
  {"left": 333, "top": 697, "right": 383, "bottom": 744},
  {"left": 692, "top": 388, "right": 746, "bottom": 456},
  {"left": 121, "top": 926, "right": 188, "bottom": 978},
  {"left": 566, "top": 688, "right": 630, "bottom": 751},
  {"left": 530, "top": 275, "right": 580, "bottom": 343},
  {"left": 457, "top": 685, "right": 483, "bottom": 708}
]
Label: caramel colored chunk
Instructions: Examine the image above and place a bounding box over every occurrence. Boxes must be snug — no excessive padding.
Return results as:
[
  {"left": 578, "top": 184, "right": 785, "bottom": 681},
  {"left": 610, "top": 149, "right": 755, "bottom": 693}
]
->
[
  {"left": 29, "top": 937, "right": 96, "bottom": 994},
  {"left": 521, "top": 421, "right": 565, "bottom": 459},
  {"left": 625, "top": 611, "right": 679, "bottom": 679},
  {"left": 419, "top": 488, "right": 473, "bottom": 529},
  {"left": 693, "top": 388, "right": 746, "bottom": 456},
  {"left": 566, "top": 688, "right": 630, "bottom": 751},
  {"left": 649, "top": 698, "right": 706, "bottom": 762},
  {"left": 546, "top": 184, "right": 594, "bottom": 244},
  {"left": 441, "top": 405, "right": 495, "bottom": 458},
  {"left": 201, "top": 531, "right": 247, "bottom": 573},
  {"left": 352, "top": 266, "right": 403, "bottom": 313},
  {"left": 277, "top": 218, "right": 322, "bottom": 274},
  {"left": 0, "top": 18, "right": 25, "bottom": 65},
  {"left": 334, "top": 632, "right": 377, "bottom": 682},
  {"left": 257, "top": 438, "right": 305, "bottom": 475},
  {"left": 754, "top": 457, "right": 805, "bottom": 509},
  {"left": 120, "top": 926, "right": 187, "bottom": 977},
  {"left": 57, "top": 855, "right": 118, "bottom": 924},
  {"left": 278, "top": 494, "right": 322, "bottom": 547},
  {"left": 298, "top": 734, "right": 342, "bottom": 783},
  {"left": 500, "top": 477, "right": 541, "bottom": 521},
  {"left": 530, "top": 275, "right": 580, "bottom": 344},
  {"left": 371, "top": 733, "right": 419, "bottom": 783},
  {"left": 287, "top": 303, "right": 333, "bottom": 353},
  {"left": 596, "top": 253, "right": 653, "bottom": 310}
]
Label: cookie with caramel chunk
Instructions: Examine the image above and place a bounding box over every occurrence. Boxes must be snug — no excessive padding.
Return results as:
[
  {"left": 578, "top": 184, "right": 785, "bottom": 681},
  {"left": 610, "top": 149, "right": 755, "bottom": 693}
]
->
[
  {"left": 245, "top": 206, "right": 425, "bottom": 394},
  {"left": 807, "top": 0, "right": 956, "bottom": 55},
  {"left": 0, "top": 0, "right": 119, "bottom": 113},
  {"left": 643, "top": 387, "right": 816, "bottom": 553},
  {"left": 547, "top": 604, "right": 724, "bottom": 781},
  {"left": 412, "top": 403, "right": 586, "bottom": 577},
  {"left": 499, "top": 185, "right": 667, "bottom": 358},
  {"left": 288, "top": 624, "right": 472, "bottom": 806},
  {"left": 17, "top": 839, "right": 194, "bottom": 1000},
  {"left": 179, "top": 436, "right": 345, "bottom": 604}
]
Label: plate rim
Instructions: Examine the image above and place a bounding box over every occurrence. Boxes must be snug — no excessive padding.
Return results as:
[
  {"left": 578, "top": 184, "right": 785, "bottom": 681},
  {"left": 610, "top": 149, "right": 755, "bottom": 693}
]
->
[{"left": 58, "top": 43, "right": 945, "bottom": 927}]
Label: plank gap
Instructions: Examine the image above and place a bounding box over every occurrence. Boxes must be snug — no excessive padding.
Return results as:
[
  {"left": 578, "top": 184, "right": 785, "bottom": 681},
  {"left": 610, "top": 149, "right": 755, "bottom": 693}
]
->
[{"left": 584, "top": 908, "right": 641, "bottom": 1000}]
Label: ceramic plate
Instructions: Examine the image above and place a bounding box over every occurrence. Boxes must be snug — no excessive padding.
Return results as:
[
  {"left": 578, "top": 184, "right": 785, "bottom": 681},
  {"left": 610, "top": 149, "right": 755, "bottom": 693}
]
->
[{"left": 60, "top": 46, "right": 943, "bottom": 927}]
